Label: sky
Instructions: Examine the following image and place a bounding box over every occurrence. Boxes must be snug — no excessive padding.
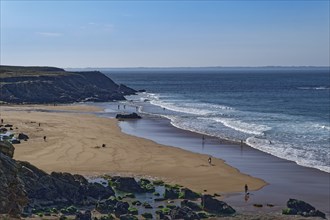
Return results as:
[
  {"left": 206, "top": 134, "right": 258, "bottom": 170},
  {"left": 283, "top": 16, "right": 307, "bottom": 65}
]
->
[{"left": 0, "top": 0, "right": 329, "bottom": 68}]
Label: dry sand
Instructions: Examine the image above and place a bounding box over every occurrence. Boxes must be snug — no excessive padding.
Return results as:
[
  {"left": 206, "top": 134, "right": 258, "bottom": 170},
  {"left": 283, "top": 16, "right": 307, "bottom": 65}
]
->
[{"left": 1, "top": 105, "right": 266, "bottom": 195}]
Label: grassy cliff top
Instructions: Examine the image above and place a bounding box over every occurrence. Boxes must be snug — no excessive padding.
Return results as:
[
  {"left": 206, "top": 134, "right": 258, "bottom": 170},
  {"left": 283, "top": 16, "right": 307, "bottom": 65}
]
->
[{"left": 0, "top": 65, "right": 73, "bottom": 78}]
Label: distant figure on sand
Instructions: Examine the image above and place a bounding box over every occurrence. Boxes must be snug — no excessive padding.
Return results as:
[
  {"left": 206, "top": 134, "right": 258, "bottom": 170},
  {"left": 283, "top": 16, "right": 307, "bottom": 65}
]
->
[
  {"left": 244, "top": 184, "right": 248, "bottom": 194},
  {"left": 43, "top": 136, "right": 47, "bottom": 141},
  {"left": 118, "top": 105, "right": 120, "bottom": 110},
  {"left": 208, "top": 156, "right": 212, "bottom": 165},
  {"left": 38, "top": 123, "right": 41, "bottom": 127},
  {"left": 202, "top": 135, "right": 205, "bottom": 142},
  {"left": 1, "top": 119, "right": 3, "bottom": 124},
  {"left": 124, "top": 105, "right": 126, "bottom": 109}
]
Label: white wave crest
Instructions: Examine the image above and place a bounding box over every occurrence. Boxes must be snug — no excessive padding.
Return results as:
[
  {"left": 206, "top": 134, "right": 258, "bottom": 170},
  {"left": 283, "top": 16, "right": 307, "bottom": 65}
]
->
[
  {"left": 213, "top": 118, "right": 271, "bottom": 136},
  {"left": 246, "top": 136, "right": 330, "bottom": 173}
]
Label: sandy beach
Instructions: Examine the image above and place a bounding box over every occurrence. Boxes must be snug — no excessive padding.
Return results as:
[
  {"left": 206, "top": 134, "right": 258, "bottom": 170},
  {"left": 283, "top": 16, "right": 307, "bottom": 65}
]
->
[{"left": 1, "top": 105, "right": 266, "bottom": 195}]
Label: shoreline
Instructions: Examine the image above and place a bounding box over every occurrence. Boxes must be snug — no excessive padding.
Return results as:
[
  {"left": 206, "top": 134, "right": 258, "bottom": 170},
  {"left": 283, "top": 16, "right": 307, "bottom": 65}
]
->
[
  {"left": 1, "top": 104, "right": 329, "bottom": 217},
  {"left": 1, "top": 105, "right": 265, "bottom": 195},
  {"left": 112, "top": 109, "right": 330, "bottom": 215}
]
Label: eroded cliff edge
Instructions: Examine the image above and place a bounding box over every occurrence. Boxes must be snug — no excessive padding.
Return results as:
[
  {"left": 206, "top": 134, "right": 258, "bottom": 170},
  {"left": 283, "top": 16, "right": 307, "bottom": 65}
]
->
[{"left": 0, "top": 65, "right": 136, "bottom": 104}]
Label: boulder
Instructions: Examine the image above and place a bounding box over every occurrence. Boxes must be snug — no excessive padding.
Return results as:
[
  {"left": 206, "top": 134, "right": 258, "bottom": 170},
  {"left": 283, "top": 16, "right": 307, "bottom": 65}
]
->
[
  {"left": 170, "top": 206, "right": 200, "bottom": 220},
  {"left": 111, "top": 177, "right": 144, "bottom": 193},
  {"left": 180, "top": 188, "right": 200, "bottom": 200},
  {"left": 284, "top": 198, "right": 326, "bottom": 219},
  {"left": 164, "top": 188, "right": 180, "bottom": 199},
  {"left": 75, "top": 210, "right": 92, "bottom": 220},
  {"left": 114, "top": 201, "right": 129, "bottom": 217},
  {"left": 201, "top": 194, "right": 235, "bottom": 215},
  {"left": 181, "top": 200, "right": 202, "bottom": 211},
  {"left": 96, "top": 197, "right": 118, "bottom": 214},
  {"left": 18, "top": 133, "right": 29, "bottom": 140},
  {"left": 115, "top": 113, "right": 142, "bottom": 120},
  {"left": 119, "top": 214, "right": 138, "bottom": 220}
]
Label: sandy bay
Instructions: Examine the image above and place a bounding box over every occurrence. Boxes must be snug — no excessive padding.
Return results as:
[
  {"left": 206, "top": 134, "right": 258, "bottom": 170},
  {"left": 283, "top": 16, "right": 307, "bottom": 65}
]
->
[
  {"left": 1, "top": 105, "right": 265, "bottom": 196},
  {"left": 2, "top": 104, "right": 329, "bottom": 218}
]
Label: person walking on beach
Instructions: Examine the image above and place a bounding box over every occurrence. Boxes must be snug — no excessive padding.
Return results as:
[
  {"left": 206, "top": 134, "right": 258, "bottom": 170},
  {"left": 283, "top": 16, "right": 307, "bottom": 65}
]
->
[
  {"left": 43, "top": 136, "right": 47, "bottom": 142},
  {"left": 244, "top": 184, "right": 248, "bottom": 194},
  {"left": 208, "top": 156, "right": 212, "bottom": 165}
]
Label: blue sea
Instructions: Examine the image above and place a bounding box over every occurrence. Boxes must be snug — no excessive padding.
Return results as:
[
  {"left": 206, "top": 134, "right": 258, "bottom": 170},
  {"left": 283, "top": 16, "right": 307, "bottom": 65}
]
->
[{"left": 104, "top": 68, "right": 330, "bottom": 173}]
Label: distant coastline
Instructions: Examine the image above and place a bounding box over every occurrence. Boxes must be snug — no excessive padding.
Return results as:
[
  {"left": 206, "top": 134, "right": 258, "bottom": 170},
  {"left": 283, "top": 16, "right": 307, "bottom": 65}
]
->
[{"left": 65, "top": 66, "right": 330, "bottom": 72}]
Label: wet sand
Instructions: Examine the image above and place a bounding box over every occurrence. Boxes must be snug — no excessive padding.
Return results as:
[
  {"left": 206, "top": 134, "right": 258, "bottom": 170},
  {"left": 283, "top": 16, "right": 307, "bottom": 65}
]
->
[{"left": 118, "top": 117, "right": 330, "bottom": 215}]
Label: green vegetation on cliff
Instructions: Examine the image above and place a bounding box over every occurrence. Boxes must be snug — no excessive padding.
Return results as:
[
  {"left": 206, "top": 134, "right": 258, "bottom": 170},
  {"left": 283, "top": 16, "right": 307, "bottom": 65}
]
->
[{"left": 0, "top": 65, "right": 136, "bottom": 104}]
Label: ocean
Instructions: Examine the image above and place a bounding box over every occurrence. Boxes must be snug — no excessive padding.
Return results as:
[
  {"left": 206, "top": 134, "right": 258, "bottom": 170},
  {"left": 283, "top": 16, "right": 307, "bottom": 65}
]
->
[{"left": 104, "top": 68, "right": 330, "bottom": 173}]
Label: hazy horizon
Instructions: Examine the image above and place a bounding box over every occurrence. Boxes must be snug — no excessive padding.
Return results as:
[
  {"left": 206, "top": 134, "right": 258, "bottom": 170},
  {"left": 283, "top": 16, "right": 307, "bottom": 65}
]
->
[{"left": 1, "top": 1, "right": 329, "bottom": 68}]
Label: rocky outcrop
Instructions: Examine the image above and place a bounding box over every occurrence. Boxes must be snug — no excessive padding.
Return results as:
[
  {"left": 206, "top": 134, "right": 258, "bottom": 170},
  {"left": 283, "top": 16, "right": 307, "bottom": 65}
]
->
[
  {"left": 0, "top": 152, "right": 115, "bottom": 217},
  {"left": 282, "top": 198, "right": 326, "bottom": 219},
  {"left": 115, "top": 113, "right": 142, "bottom": 120},
  {"left": 201, "top": 194, "right": 235, "bottom": 215},
  {"left": 0, "top": 153, "right": 28, "bottom": 216},
  {"left": 181, "top": 200, "right": 202, "bottom": 211},
  {"left": 0, "top": 65, "right": 136, "bottom": 104},
  {"left": 164, "top": 188, "right": 180, "bottom": 199},
  {"left": 170, "top": 206, "right": 200, "bottom": 220},
  {"left": 18, "top": 133, "right": 29, "bottom": 140},
  {"left": 180, "top": 188, "right": 200, "bottom": 200},
  {"left": 110, "top": 177, "right": 144, "bottom": 193}
]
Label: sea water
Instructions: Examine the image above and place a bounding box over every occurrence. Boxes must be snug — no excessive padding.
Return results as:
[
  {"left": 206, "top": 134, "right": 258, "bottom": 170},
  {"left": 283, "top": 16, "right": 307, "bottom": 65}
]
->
[{"left": 104, "top": 68, "right": 330, "bottom": 173}]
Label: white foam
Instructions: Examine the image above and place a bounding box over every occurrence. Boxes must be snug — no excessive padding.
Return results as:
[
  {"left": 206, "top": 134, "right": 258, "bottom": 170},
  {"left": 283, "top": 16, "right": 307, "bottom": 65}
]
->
[
  {"left": 246, "top": 136, "right": 330, "bottom": 173},
  {"left": 212, "top": 118, "right": 271, "bottom": 136},
  {"left": 297, "top": 86, "right": 330, "bottom": 90},
  {"left": 313, "top": 124, "right": 330, "bottom": 131}
]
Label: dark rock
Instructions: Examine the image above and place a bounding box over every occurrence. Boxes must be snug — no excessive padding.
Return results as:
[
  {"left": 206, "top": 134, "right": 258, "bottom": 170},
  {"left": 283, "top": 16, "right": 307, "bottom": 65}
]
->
[
  {"left": 181, "top": 200, "right": 202, "bottom": 211},
  {"left": 14, "top": 159, "right": 114, "bottom": 210},
  {"left": 115, "top": 113, "right": 142, "bottom": 120},
  {"left": 18, "top": 133, "right": 29, "bottom": 140},
  {"left": 285, "top": 198, "right": 326, "bottom": 219},
  {"left": 119, "top": 214, "right": 138, "bottom": 220},
  {"left": 141, "top": 212, "right": 153, "bottom": 219},
  {"left": 170, "top": 206, "right": 200, "bottom": 220},
  {"left": 142, "top": 202, "right": 152, "bottom": 209},
  {"left": 180, "top": 188, "right": 200, "bottom": 200},
  {"left": 0, "top": 127, "right": 8, "bottom": 132},
  {"left": 132, "top": 200, "right": 142, "bottom": 206},
  {"left": 138, "top": 89, "right": 146, "bottom": 93},
  {"left": 114, "top": 201, "right": 129, "bottom": 217},
  {"left": 0, "top": 153, "right": 28, "bottom": 216},
  {"left": 11, "top": 139, "right": 21, "bottom": 144},
  {"left": 164, "top": 188, "right": 179, "bottom": 199},
  {"left": 111, "top": 177, "right": 144, "bottom": 193},
  {"left": 201, "top": 194, "right": 235, "bottom": 215},
  {"left": 4, "top": 124, "right": 13, "bottom": 127},
  {"left": 75, "top": 210, "right": 92, "bottom": 220},
  {"left": 96, "top": 197, "right": 118, "bottom": 214}
]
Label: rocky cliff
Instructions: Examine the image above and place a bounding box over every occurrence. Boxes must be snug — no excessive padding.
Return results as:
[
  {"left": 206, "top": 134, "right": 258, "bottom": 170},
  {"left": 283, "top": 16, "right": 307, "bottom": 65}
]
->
[
  {"left": 0, "top": 65, "right": 136, "bottom": 104},
  {"left": 0, "top": 152, "right": 114, "bottom": 217}
]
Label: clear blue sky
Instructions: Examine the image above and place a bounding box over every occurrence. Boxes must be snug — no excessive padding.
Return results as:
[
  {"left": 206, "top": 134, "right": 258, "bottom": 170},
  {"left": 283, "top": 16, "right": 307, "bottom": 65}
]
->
[{"left": 1, "top": 0, "right": 329, "bottom": 68}]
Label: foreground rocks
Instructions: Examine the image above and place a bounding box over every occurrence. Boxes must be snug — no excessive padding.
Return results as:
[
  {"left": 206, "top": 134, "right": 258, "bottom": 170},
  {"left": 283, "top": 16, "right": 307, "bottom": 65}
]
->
[
  {"left": 0, "top": 152, "right": 114, "bottom": 217},
  {"left": 1, "top": 152, "right": 327, "bottom": 220},
  {"left": 201, "top": 194, "right": 236, "bottom": 215},
  {"left": 282, "top": 198, "right": 326, "bottom": 219}
]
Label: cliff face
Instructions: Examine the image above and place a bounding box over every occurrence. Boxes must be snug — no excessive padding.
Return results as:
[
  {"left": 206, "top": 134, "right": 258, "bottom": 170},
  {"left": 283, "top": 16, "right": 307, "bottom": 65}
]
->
[{"left": 0, "top": 66, "right": 136, "bottom": 104}]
